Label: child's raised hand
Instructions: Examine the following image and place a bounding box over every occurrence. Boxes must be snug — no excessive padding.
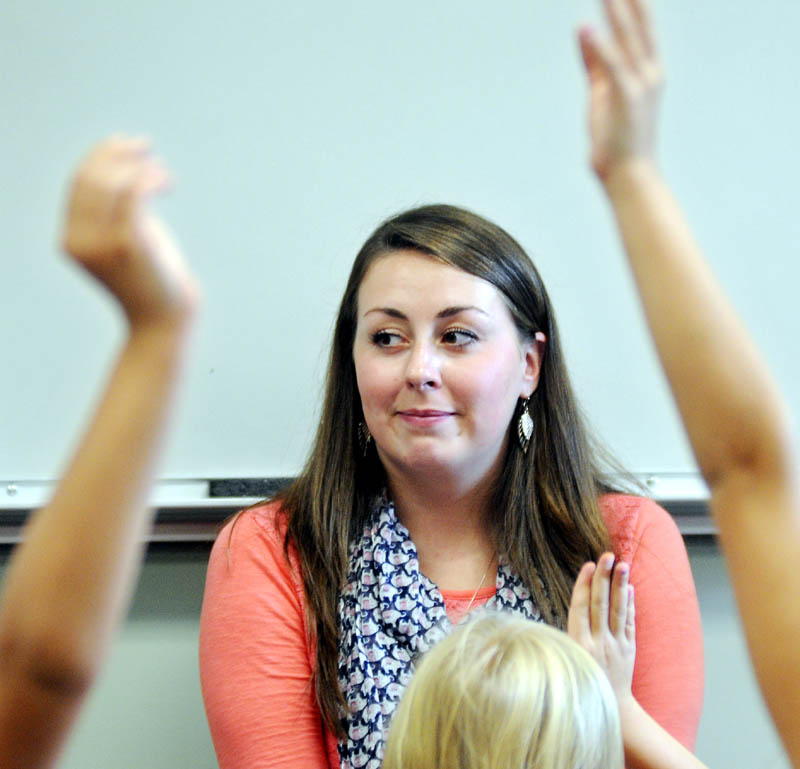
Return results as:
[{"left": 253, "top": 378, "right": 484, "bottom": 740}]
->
[
  {"left": 61, "top": 136, "right": 199, "bottom": 327},
  {"left": 577, "top": 0, "right": 663, "bottom": 181},
  {"left": 567, "top": 552, "right": 636, "bottom": 702}
]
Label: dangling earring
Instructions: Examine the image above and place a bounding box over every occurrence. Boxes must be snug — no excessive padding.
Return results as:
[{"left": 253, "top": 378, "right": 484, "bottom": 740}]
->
[
  {"left": 517, "top": 397, "right": 533, "bottom": 454},
  {"left": 358, "top": 422, "right": 373, "bottom": 457}
]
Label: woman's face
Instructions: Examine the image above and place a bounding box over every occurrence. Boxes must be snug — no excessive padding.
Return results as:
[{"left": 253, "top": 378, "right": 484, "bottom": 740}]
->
[{"left": 353, "top": 250, "right": 543, "bottom": 487}]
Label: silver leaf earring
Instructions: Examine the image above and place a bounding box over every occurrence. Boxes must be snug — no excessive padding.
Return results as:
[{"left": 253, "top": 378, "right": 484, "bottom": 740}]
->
[
  {"left": 358, "top": 422, "right": 373, "bottom": 457},
  {"left": 517, "top": 398, "right": 533, "bottom": 454}
]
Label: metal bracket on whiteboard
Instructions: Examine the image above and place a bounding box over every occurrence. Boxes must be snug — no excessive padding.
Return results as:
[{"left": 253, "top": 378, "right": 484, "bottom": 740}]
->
[{"left": 0, "top": 473, "right": 713, "bottom": 543}]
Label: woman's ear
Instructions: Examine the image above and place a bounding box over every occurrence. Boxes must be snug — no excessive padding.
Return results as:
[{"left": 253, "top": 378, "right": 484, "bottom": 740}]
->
[{"left": 520, "top": 331, "right": 547, "bottom": 398}]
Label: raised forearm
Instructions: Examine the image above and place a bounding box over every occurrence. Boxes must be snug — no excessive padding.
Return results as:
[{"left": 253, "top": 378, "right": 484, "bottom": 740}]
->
[
  {"left": 603, "top": 159, "right": 790, "bottom": 489},
  {"left": 606, "top": 160, "right": 800, "bottom": 763},
  {"left": 579, "top": 2, "right": 800, "bottom": 765},
  {"left": 0, "top": 317, "right": 194, "bottom": 689}
]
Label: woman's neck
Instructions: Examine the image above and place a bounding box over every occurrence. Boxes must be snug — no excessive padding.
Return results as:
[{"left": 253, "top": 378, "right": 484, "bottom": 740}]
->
[{"left": 386, "top": 471, "right": 498, "bottom": 591}]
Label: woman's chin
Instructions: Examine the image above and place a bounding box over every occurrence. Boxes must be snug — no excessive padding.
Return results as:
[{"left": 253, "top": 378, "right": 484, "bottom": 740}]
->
[
  {"left": 378, "top": 443, "right": 457, "bottom": 477},
  {"left": 379, "top": 443, "right": 496, "bottom": 486}
]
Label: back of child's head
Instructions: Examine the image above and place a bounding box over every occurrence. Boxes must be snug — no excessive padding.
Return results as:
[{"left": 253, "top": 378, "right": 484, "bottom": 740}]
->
[{"left": 383, "top": 613, "right": 623, "bottom": 769}]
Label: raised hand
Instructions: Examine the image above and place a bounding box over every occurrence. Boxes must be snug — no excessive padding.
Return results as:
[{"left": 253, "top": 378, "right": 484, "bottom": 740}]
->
[
  {"left": 567, "top": 552, "right": 636, "bottom": 702},
  {"left": 61, "top": 136, "right": 199, "bottom": 327},
  {"left": 0, "top": 135, "right": 200, "bottom": 769},
  {"left": 569, "top": 557, "right": 712, "bottom": 769},
  {"left": 577, "top": 0, "right": 662, "bottom": 181}
]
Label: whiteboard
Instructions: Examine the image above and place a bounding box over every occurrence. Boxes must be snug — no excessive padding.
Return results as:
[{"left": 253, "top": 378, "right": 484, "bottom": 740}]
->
[{"left": 2, "top": 0, "right": 798, "bottom": 486}]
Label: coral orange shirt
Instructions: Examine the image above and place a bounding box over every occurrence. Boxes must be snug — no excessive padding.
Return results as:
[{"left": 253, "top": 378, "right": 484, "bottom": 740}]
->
[{"left": 199, "top": 494, "right": 703, "bottom": 769}]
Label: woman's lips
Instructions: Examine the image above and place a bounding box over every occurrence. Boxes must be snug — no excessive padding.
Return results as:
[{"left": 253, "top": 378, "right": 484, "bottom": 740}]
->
[{"left": 396, "top": 409, "right": 454, "bottom": 426}]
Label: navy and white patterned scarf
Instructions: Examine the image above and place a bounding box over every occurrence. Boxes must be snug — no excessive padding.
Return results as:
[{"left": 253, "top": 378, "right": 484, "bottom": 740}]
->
[{"left": 336, "top": 496, "right": 541, "bottom": 769}]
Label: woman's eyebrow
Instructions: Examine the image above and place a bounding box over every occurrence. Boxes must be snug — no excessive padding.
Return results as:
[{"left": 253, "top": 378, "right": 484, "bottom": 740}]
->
[
  {"left": 363, "top": 307, "right": 407, "bottom": 319},
  {"left": 436, "top": 305, "right": 489, "bottom": 319},
  {"left": 362, "top": 305, "right": 489, "bottom": 319}
]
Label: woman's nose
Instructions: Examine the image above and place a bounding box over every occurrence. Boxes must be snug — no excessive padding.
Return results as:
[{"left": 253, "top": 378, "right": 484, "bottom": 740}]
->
[{"left": 404, "top": 340, "right": 442, "bottom": 390}]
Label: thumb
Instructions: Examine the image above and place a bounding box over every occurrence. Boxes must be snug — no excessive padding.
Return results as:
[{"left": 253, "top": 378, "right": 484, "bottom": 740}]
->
[
  {"left": 567, "top": 561, "right": 596, "bottom": 642},
  {"left": 578, "top": 25, "right": 623, "bottom": 88},
  {"left": 577, "top": 26, "right": 607, "bottom": 84}
]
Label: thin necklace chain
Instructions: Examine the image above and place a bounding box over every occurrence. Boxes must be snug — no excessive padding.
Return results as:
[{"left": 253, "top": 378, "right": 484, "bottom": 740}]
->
[{"left": 464, "top": 555, "right": 496, "bottom": 616}]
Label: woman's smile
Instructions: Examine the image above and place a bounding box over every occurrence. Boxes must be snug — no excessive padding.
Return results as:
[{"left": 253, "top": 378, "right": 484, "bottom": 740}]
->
[{"left": 395, "top": 408, "right": 456, "bottom": 428}]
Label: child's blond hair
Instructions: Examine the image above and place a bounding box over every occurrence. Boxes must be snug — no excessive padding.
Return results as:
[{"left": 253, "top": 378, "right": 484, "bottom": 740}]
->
[{"left": 383, "top": 613, "right": 623, "bottom": 769}]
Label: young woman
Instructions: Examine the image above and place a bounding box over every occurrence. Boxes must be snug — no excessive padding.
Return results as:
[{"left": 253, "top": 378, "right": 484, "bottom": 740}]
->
[
  {"left": 577, "top": 0, "right": 800, "bottom": 764},
  {"left": 198, "top": 5, "right": 703, "bottom": 768},
  {"left": 0, "top": 137, "right": 199, "bottom": 769}
]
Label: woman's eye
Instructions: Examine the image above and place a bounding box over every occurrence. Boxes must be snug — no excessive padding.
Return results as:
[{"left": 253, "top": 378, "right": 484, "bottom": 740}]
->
[
  {"left": 442, "top": 328, "right": 477, "bottom": 346},
  {"left": 371, "top": 331, "right": 404, "bottom": 347}
]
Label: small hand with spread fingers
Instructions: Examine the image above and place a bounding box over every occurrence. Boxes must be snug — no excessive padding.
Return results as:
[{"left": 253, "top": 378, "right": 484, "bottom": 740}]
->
[
  {"left": 61, "top": 136, "right": 199, "bottom": 327},
  {"left": 569, "top": 554, "right": 709, "bottom": 769},
  {"left": 568, "top": 552, "right": 636, "bottom": 703},
  {"left": 577, "top": 0, "right": 663, "bottom": 182}
]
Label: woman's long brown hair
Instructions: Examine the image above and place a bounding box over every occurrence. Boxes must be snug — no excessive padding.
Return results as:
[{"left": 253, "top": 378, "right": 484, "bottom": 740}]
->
[{"left": 277, "top": 204, "right": 617, "bottom": 736}]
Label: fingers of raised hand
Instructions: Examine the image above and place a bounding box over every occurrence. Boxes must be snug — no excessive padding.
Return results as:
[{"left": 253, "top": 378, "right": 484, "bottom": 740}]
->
[
  {"left": 582, "top": 0, "right": 662, "bottom": 94},
  {"left": 608, "top": 559, "right": 630, "bottom": 637},
  {"left": 605, "top": 0, "right": 660, "bottom": 76},
  {"left": 568, "top": 561, "right": 597, "bottom": 643},
  {"left": 63, "top": 136, "right": 171, "bottom": 263},
  {"left": 606, "top": 0, "right": 645, "bottom": 69},
  {"left": 578, "top": 25, "right": 622, "bottom": 86},
  {"left": 61, "top": 136, "right": 198, "bottom": 325},
  {"left": 589, "top": 552, "right": 615, "bottom": 636},
  {"left": 73, "top": 137, "right": 156, "bottom": 209},
  {"left": 628, "top": 0, "right": 657, "bottom": 59},
  {"left": 570, "top": 556, "right": 634, "bottom": 649},
  {"left": 625, "top": 584, "right": 636, "bottom": 643}
]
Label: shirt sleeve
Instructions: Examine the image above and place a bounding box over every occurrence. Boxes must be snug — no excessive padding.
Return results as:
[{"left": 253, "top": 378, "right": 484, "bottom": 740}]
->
[
  {"left": 615, "top": 497, "right": 705, "bottom": 751},
  {"left": 199, "top": 506, "right": 333, "bottom": 769}
]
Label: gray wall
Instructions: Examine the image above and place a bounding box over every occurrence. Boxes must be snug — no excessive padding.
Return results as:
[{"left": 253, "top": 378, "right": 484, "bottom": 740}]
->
[{"left": 0, "top": 539, "right": 786, "bottom": 769}]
